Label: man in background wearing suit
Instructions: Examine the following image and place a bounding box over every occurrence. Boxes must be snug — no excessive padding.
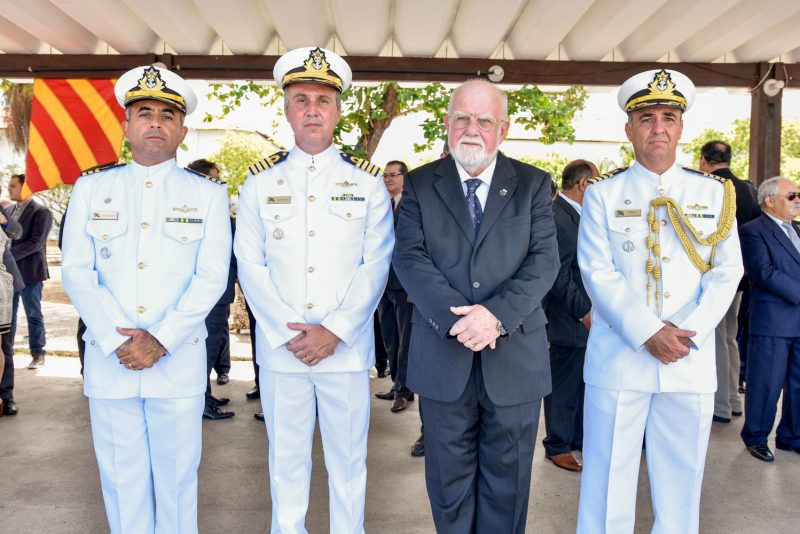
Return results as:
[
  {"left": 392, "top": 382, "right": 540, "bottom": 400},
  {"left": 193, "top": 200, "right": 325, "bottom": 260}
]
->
[
  {"left": 394, "top": 79, "right": 559, "bottom": 533},
  {"left": 542, "top": 159, "right": 596, "bottom": 472},
  {"left": 7, "top": 173, "right": 52, "bottom": 370},
  {"left": 375, "top": 160, "right": 416, "bottom": 412},
  {"left": 739, "top": 176, "right": 800, "bottom": 462},
  {"left": 699, "top": 140, "right": 761, "bottom": 424}
]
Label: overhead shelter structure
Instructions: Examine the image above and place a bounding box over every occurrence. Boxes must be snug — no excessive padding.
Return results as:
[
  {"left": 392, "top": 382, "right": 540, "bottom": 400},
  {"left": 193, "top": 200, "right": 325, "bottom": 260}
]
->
[{"left": 1, "top": 0, "right": 799, "bottom": 184}]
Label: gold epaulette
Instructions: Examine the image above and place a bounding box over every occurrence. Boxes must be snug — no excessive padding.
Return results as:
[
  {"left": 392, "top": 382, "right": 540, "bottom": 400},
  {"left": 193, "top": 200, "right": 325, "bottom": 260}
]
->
[
  {"left": 682, "top": 166, "right": 727, "bottom": 184},
  {"left": 80, "top": 162, "right": 125, "bottom": 176},
  {"left": 588, "top": 167, "right": 627, "bottom": 184},
  {"left": 185, "top": 167, "right": 225, "bottom": 185},
  {"left": 249, "top": 151, "right": 290, "bottom": 175},
  {"left": 340, "top": 152, "right": 381, "bottom": 177}
]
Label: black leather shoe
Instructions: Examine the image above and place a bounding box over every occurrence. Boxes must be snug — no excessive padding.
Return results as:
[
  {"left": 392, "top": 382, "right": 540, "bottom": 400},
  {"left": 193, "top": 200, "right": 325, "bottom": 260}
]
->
[
  {"left": 203, "top": 405, "right": 235, "bottom": 420},
  {"left": 747, "top": 444, "right": 775, "bottom": 462},
  {"left": 254, "top": 412, "right": 265, "bottom": 422},
  {"left": 410, "top": 435, "right": 424, "bottom": 457},
  {"left": 375, "top": 390, "right": 395, "bottom": 401},
  {"left": 376, "top": 369, "right": 389, "bottom": 378},
  {"left": 216, "top": 373, "right": 230, "bottom": 385},
  {"left": 2, "top": 399, "right": 16, "bottom": 416},
  {"left": 209, "top": 395, "right": 230, "bottom": 407},
  {"left": 246, "top": 386, "right": 260, "bottom": 400},
  {"left": 391, "top": 397, "right": 409, "bottom": 412},
  {"left": 713, "top": 415, "right": 731, "bottom": 423}
]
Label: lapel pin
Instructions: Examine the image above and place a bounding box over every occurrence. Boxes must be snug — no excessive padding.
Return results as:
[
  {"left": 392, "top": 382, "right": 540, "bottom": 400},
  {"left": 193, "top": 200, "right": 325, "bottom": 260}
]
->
[
  {"left": 499, "top": 188, "right": 508, "bottom": 197},
  {"left": 624, "top": 199, "right": 631, "bottom": 205},
  {"left": 104, "top": 198, "right": 112, "bottom": 204}
]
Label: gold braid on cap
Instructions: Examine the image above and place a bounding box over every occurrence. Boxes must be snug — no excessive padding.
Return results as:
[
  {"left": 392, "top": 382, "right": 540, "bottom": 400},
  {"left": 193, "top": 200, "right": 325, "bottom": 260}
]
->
[{"left": 645, "top": 178, "right": 736, "bottom": 315}]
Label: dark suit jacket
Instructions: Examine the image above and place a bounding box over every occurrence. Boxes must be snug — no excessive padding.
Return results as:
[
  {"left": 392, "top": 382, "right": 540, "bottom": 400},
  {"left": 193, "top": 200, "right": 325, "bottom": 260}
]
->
[
  {"left": 712, "top": 167, "right": 761, "bottom": 292},
  {"left": 740, "top": 214, "right": 800, "bottom": 337},
  {"left": 10, "top": 200, "right": 52, "bottom": 285},
  {"left": 393, "top": 152, "right": 559, "bottom": 406},
  {"left": 543, "top": 194, "right": 590, "bottom": 348},
  {"left": 1, "top": 206, "right": 24, "bottom": 292},
  {"left": 386, "top": 196, "right": 404, "bottom": 292}
]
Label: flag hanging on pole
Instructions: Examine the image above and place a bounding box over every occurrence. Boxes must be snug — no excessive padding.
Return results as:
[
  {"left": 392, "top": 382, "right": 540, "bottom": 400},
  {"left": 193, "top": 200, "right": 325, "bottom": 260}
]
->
[{"left": 23, "top": 79, "right": 125, "bottom": 197}]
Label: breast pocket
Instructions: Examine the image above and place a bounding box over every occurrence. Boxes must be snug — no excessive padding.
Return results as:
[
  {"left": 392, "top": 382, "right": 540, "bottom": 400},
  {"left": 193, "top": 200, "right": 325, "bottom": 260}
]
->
[
  {"left": 259, "top": 204, "right": 297, "bottom": 248},
  {"left": 328, "top": 201, "right": 367, "bottom": 246},
  {"left": 162, "top": 220, "right": 204, "bottom": 275},
  {"left": 608, "top": 219, "right": 647, "bottom": 278},
  {"left": 86, "top": 219, "right": 128, "bottom": 273}
]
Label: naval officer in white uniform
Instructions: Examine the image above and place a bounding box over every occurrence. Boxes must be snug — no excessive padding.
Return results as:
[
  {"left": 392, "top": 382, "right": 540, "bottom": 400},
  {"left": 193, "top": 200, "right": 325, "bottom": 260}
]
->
[
  {"left": 61, "top": 65, "right": 231, "bottom": 534},
  {"left": 234, "top": 47, "right": 394, "bottom": 533},
  {"left": 576, "top": 69, "right": 743, "bottom": 534}
]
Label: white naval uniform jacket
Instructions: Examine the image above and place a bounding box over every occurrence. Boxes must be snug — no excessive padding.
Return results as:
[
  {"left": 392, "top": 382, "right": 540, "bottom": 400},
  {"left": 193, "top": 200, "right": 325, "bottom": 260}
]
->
[
  {"left": 234, "top": 145, "right": 394, "bottom": 373},
  {"left": 62, "top": 159, "right": 232, "bottom": 399},
  {"left": 578, "top": 162, "right": 743, "bottom": 393}
]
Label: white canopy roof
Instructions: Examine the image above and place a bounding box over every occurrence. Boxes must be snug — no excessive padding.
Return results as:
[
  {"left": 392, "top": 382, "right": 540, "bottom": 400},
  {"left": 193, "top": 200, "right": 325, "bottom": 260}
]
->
[{"left": 0, "top": 0, "right": 798, "bottom": 63}]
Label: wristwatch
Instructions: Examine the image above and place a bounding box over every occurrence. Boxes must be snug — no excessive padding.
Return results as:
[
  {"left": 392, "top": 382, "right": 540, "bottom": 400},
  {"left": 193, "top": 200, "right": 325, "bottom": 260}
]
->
[{"left": 496, "top": 321, "right": 508, "bottom": 336}]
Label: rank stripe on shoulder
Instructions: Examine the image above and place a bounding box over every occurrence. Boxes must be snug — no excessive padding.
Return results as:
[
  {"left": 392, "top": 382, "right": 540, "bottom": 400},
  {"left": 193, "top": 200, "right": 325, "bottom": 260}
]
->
[
  {"left": 80, "top": 162, "right": 125, "bottom": 176},
  {"left": 185, "top": 167, "right": 226, "bottom": 185},
  {"left": 249, "top": 151, "right": 289, "bottom": 175},
  {"left": 682, "top": 166, "right": 727, "bottom": 184},
  {"left": 588, "top": 167, "right": 627, "bottom": 184},
  {"left": 340, "top": 152, "right": 381, "bottom": 177}
]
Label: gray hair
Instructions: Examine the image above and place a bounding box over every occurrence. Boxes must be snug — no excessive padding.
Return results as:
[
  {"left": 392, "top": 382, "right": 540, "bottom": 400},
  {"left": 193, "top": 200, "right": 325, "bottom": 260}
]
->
[
  {"left": 757, "top": 176, "right": 792, "bottom": 208},
  {"left": 447, "top": 79, "right": 508, "bottom": 121}
]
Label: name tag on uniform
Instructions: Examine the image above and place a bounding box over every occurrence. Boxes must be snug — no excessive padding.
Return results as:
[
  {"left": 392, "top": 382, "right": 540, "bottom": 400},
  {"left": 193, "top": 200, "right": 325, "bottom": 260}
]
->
[
  {"left": 165, "top": 217, "right": 203, "bottom": 224},
  {"left": 615, "top": 209, "right": 641, "bottom": 217},
  {"left": 92, "top": 211, "right": 118, "bottom": 220},
  {"left": 267, "top": 196, "right": 292, "bottom": 204}
]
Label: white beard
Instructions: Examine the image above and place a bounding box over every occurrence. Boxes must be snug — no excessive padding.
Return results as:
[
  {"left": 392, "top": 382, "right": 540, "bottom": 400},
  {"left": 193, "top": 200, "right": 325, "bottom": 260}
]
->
[{"left": 451, "top": 135, "right": 497, "bottom": 175}]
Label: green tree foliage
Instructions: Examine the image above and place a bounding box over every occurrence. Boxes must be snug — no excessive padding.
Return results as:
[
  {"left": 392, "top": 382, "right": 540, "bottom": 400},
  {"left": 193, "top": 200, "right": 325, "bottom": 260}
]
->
[
  {"left": 204, "top": 82, "right": 588, "bottom": 160},
  {"left": 519, "top": 153, "right": 571, "bottom": 186},
  {"left": 209, "top": 131, "right": 279, "bottom": 197},
  {"left": 683, "top": 118, "right": 800, "bottom": 182}
]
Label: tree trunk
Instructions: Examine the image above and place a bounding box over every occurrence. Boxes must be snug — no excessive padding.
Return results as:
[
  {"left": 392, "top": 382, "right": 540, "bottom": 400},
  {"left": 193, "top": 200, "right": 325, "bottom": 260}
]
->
[{"left": 355, "top": 83, "right": 402, "bottom": 160}]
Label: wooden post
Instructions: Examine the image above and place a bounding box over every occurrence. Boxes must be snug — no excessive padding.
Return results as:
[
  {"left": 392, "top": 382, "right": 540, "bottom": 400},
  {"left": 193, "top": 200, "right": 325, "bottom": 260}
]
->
[{"left": 748, "top": 63, "right": 783, "bottom": 187}]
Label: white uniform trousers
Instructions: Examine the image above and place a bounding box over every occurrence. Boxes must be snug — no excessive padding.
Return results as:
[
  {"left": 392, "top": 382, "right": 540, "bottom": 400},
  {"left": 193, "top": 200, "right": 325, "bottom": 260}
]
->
[
  {"left": 89, "top": 395, "right": 205, "bottom": 534},
  {"left": 577, "top": 385, "right": 713, "bottom": 534},
  {"left": 259, "top": 368, "right": 370, "bottom": 534}
]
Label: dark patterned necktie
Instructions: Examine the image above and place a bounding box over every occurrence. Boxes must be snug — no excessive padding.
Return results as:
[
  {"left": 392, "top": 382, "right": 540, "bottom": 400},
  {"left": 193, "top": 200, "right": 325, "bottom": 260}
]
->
[{"left": 465, "top": 178, "right": 483, "bottom": 234}]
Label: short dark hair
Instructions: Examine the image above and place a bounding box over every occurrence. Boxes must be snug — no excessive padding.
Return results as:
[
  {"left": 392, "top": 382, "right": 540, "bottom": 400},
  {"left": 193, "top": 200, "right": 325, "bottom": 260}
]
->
[
  {"left": 385, "top": 160, "right": 408, "bottom": 175},
  {"left": 561, "top": 160, "right": 596, "bottom": 190},
  {"left": 187, "top": 159, "right": 219, "bottom": 175},
  {"left": 700, "top": 141, "right": 731, "bottom": 165},
  {"left": 10, "top": 173, "right": 25, "bottom": 185}
]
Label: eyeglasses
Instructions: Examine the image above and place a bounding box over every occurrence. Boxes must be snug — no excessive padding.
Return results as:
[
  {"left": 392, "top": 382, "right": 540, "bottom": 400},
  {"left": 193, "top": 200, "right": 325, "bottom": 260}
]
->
[
  {"left": 450, "top": 112, "right": 503, "bottom": 132},
  {"left": 383, "top": 172, "right": 403, "bottom": 178},
  {"left": 774, "top": 192, "right": 800, "bottom": 201}
]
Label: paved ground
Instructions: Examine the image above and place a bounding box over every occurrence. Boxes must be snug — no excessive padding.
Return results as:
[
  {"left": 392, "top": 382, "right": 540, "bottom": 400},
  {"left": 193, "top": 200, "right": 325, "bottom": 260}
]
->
[{"left": 2, "top": 266, "right": 799, "bottom": 533}]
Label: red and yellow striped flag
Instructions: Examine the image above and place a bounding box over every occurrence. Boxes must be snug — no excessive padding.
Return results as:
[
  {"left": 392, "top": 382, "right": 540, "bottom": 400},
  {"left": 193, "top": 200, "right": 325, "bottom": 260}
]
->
[{"left": 24, "top": 79, "right": 125, "bottom": 197}]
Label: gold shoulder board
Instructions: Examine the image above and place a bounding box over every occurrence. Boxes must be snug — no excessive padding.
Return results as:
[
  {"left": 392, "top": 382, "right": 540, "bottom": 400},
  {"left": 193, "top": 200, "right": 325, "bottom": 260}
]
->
[
  {"left": 588, "top": 167, "right": 627, "bottom": 185},
  {"left": 682, "top": 166, "right": 727, "bottom": 184},
  {"left": 340, "top": 152, "right": 381, "bottom": 177},
  {"left": 248, "top": 151, "right": 290, "bottom": 175},
  {"left": 185, "top": 167, "right": 225, "bottom": 185},
  {"left": 80, "top": 162, "right": 126, "bottom": 176}
]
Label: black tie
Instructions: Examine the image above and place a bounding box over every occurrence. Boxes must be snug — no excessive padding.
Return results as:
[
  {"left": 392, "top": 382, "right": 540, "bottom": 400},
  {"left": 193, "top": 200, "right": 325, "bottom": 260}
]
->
[{"left": 465, "top": 178, "right": 483, "bottom": 235}]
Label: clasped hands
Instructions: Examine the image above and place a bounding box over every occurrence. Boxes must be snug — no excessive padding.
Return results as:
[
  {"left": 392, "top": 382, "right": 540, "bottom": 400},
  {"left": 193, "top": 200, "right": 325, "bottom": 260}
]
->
[
  {"left": 286, "top": 323, "right": 341, "bottom": 366},
  {"left": 115, "top": 327, "right": 166, "bottom": 371},
  {"left": 449, "top": 304, "right": 500, "bottom": 351},
  {"left": 644, "top": 321, "right": 696, "bottom": 365}
]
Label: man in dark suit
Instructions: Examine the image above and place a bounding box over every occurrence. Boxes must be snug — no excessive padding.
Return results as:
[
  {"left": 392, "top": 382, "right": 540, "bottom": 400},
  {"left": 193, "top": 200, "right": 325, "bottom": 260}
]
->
[
  {"left": 394, "top": 79, "right": 559, "bottom": 533},
  {"left": 739, "top": 176, "right": 800, "bottom": 462},
  {"left": 542, "top": 159, "right": 596, "bottom": 472},
  {"left": 700, "top": 141, "right": 761, "bottom": 423},
  {"left": 7, "top": 173, "right": 52, "bottom": 370},
  {"left": 375, "top": 160, "right": 416, "bottom": 412}
]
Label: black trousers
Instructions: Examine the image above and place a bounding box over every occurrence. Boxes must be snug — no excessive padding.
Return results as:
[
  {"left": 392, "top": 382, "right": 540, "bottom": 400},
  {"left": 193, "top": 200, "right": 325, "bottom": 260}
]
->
[
  {"left": 377, "top": 289, "right": 413, "bottom": 398},
  {"left": 247, "top": 301, "right": 259, "bottom": 388},
  {"left": 0, "top": 331, "right": 13, "bottom": 401},
  {"left": 422, "top": 354, "right": 540, "bottom": 534},
  {"left": 205, "top": 303, "right": 231, "bottom": 404},
  {"left": 542, "top": 344, "right": 585, "bottom": 456}
]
